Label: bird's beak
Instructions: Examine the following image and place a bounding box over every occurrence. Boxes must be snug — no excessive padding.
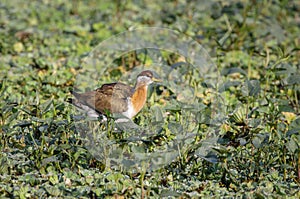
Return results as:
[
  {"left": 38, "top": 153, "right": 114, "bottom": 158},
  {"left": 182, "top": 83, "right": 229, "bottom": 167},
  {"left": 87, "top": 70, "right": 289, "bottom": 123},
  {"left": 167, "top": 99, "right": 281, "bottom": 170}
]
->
[{"left": 152, "top": 77, "right": 162, "bottom": 82}]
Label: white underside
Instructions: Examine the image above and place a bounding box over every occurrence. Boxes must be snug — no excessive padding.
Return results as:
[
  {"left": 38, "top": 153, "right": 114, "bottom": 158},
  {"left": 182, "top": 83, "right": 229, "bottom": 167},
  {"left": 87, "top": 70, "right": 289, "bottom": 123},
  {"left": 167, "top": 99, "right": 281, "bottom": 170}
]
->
[{"left": 121, "top": 98, "right": 135, "bottom": 119}]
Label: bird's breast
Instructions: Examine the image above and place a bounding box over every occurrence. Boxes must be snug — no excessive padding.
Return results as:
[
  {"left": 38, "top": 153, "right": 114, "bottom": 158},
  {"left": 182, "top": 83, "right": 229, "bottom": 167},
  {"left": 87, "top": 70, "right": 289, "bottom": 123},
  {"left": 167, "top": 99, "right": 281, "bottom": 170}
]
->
[{"left": 125, "top": 86, "right": 148, "bottom": 118}]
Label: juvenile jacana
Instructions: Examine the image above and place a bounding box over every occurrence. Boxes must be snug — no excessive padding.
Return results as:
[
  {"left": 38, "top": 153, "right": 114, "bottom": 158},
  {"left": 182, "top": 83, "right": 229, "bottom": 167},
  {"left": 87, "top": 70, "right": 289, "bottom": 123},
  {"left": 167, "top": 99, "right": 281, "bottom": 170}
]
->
[{"left": 70, "top": 70, "right": 160, "bottom": 120}]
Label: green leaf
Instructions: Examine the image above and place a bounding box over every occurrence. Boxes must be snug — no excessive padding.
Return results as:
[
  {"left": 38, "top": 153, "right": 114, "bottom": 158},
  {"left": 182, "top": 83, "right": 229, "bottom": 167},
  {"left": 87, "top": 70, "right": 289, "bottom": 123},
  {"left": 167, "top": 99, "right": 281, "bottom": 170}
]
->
[
  {"left": 152, "top": 105, "right": 163, "bottom": 122},
  {"left": 286, "top": 138, "right": 298, "bottom": 153},
  {"left": 252, "top": 136, "right": 262, "bottom": 148},
  {"left": 218, "top": 80, "right": 242, "bottom": 92},
  {"left": 242, "top": 80, "right": 261, "bottom": 97},
  {"left": 288, "top": 74, "right": 300, "bottom": 84},
  {"left": 221, "top": 67, "right": 247, "bottom": 76},
  {"left": 41, "top": 156, "right": 58, "bottom": 167},
  {"left": 40, "top": 99, "right": 53, "bottom": 114},
  {"left": 13, "top": 121, "right": 32, "bottom": 128}
]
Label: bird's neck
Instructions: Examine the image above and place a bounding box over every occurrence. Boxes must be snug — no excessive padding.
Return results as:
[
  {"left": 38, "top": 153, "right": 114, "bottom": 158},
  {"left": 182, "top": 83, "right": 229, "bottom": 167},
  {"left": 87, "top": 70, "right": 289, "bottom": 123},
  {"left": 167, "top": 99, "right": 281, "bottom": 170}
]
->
[{"left": 131, "top": 85, "right": 148, "bottom": 115}]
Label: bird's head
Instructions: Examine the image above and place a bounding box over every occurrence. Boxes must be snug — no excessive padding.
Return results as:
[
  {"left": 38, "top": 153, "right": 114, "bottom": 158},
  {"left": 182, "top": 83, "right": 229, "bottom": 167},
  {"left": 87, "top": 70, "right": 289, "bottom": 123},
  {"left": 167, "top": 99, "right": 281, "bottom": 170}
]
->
[{"left": 136, "top": 70, "right": 161, "bottom": 87}]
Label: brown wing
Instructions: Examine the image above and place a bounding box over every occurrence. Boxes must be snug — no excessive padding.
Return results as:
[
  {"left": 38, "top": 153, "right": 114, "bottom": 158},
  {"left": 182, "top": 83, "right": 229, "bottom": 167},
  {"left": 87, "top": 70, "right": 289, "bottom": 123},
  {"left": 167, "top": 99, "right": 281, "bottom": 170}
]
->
[{"left": 72, "top": 83, "right": 133, "bottom": 114}]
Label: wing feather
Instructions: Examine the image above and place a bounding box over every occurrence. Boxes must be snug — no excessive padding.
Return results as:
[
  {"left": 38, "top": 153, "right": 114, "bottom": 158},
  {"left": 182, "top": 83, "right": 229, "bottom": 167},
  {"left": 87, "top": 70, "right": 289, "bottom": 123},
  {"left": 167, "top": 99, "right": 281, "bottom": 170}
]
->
[{"left": 72, "top": 83, "right": 133, "bottom": 114}]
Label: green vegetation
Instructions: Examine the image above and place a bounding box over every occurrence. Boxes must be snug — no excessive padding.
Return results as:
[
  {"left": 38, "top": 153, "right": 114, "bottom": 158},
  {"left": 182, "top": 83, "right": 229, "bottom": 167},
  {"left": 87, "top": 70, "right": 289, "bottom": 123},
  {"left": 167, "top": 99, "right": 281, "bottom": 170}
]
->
[{"left": 0, "top": 0, "right": 299, "bottom": 198}]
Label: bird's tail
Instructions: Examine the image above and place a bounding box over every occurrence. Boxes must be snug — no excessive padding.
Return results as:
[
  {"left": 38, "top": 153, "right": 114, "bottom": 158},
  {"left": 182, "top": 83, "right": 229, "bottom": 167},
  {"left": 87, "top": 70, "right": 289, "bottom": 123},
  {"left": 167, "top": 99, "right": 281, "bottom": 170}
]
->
[{"left": 67, "top": 90, "right": 81, "bottom": 105}]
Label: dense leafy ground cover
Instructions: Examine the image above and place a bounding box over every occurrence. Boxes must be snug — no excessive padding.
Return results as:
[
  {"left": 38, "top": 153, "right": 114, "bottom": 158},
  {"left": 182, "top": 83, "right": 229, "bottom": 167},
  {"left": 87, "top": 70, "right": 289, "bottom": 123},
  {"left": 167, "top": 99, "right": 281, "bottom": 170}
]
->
[{"left": 0, "top": 0, "right": 300, "bottom": 198}]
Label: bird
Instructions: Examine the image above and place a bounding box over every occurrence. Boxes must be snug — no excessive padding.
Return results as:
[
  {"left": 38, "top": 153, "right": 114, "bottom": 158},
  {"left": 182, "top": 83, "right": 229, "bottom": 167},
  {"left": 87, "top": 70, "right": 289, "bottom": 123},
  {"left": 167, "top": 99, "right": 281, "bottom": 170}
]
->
[{"left": 69, "top": 70, "right": 160, "bottom": 121}]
